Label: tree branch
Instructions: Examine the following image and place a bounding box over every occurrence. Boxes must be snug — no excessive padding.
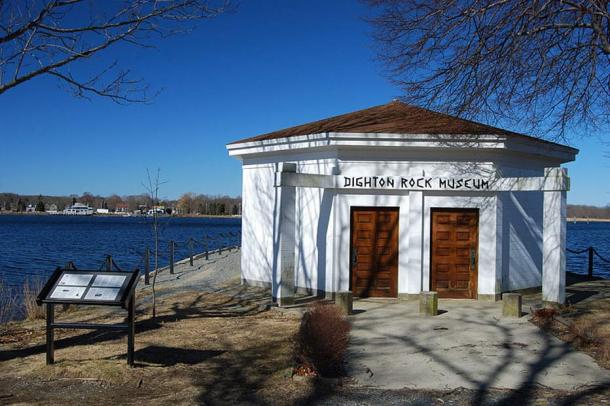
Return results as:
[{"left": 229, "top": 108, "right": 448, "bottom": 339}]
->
[{"left": 0, "top": 0, "right": 230, "bottom": 102}]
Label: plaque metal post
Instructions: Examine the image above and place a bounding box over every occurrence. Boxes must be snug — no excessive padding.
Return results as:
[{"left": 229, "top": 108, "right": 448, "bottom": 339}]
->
[
  {"left": 46, "top": 303, "right": 55, "bottom": 365},
  {"left": 127, "top": 294, "right": 135, "bottom": 367}
]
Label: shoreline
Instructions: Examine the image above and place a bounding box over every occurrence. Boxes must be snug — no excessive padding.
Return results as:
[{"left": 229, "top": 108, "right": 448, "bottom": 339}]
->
[
  {"left": 568, "top": 217, "right": 610, "bottom": 223},
  {"left": 0, "top": 212, "right": 241, "bottom": 219}
]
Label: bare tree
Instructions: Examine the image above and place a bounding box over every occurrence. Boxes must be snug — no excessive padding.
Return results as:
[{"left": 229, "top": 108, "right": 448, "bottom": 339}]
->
[
  {"left": 144, "top": 168, "right": 166, "bottom": 319},
  {"left": 367, "top": 0, "right": 610, "bottom": 138},
  {"left": 0, "top": 0, "right": 229, "bottom": 103}
]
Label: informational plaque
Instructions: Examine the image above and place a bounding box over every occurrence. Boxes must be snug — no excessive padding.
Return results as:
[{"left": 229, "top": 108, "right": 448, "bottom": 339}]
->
[
  {"left": 85, "top": 287, "right": 121, "bottom": 301},
  {"left": 50, "top": 285, "right": 87, "bottom": 300},
  {"left": 92, "top": 274, "right": 127, "bottom": 288},
  {"left": 36, "top": 267, "right": 140, "bottom": 367},
  {"left": 38, "top": 269, "right": 139, "bottom": 307},
  {"left": 58, "top": 273, "right": 93, "bottom": 286}
]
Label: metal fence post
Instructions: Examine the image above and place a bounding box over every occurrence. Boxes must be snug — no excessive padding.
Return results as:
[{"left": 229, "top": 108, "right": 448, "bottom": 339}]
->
[
  {"left": 218, "top": 234, "right": 223, "bottom": 255},
  {"left": 588, "top": 246, "right": 594, "bottom": 279},
  {"left": 204, "top": 235, "right": 209, "bottom": 260},
  {"left": 144, "top": 247, "right": 150, "bottom": 285},
  {"left": 169, "top": 241, "right": 175, "bottom": 275},
  {"left": 189, "top": 239, "right": 194, "bottom": 266},
  {"left": 106, "top": 255, "right": 112, "bottom": 271}
]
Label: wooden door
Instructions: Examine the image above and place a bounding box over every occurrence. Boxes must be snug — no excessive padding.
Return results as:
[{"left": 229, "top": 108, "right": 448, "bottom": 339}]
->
[
  {"left": 431, "top": 209, "right": 478, "bottom": 299},
  {"left": 350, "top": 207, "right": 399, "bottom": 298}
]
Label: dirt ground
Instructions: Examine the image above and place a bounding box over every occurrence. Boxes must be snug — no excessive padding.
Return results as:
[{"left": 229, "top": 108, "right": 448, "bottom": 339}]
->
[
  {"left": 523, "top": 273, "right": 610, "bottom": 369},
  {"left": 0, "top": 282, "right": 315, "bottom": 405},
  {"left": 2, "top": 263, "right": 610, "bottom": 405}
]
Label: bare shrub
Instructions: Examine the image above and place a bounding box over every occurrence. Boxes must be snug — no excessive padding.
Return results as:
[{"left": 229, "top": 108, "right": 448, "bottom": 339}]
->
[
  {"left": 22, "top": 279, "right": 45, "bottom": 320},
  {"left": 531, "top": 307, "right": 558, "bottom": 329},
  {"left": 600, "top": 340, "right": 610, "bottom": 364},
  {"left": 569, "top": 318, "right": 602, "bottom": 347},
  {"left": 294, "top": 302, "right": 351, "bottom": 377},
  {"left": 0, "top": 280, "right": 17, "bottom": 327}
]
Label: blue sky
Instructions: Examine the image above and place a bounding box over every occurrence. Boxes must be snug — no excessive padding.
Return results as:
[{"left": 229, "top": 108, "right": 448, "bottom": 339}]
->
[{"left": 0, "top": 1, "right": 607, "bottom": 206}]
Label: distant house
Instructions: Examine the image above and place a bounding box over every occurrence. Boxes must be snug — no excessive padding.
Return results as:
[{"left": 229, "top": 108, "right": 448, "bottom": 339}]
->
[
  {"left": 47, "top": 204, "right": 59, "bottom": 214},
  {"left": 96, "top": 208, "right": 110, "bottom": 214},
  {"left": 115, "top": 203, "right": 130, "bottom": 213},
  {"left": 63, "top": 203, "right": 94, "bottom": 216},
  {"left": 25, "top": 204, "right": 35, "bottom": 213}
]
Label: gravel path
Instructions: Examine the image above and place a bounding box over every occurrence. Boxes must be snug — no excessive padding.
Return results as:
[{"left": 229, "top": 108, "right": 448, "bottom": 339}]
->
[{"left": 136, "top": 248, "right": 242, "bottom": 303}]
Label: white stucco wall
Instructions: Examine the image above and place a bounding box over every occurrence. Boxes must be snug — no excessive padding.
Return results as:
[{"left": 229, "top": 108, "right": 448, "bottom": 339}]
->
[
  {"left": 240, "top": 163, "right": 277, "bottom": 286},
  {"left": 239, "top": 149, "right": 566, "bottom": 299},
  {"left": 501, "top": 191, "right": 544, "bottom": 290}
]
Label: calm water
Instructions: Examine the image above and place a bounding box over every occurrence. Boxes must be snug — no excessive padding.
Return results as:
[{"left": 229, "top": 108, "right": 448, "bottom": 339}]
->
[
  {"left": 566, "top": 221, "right": 610, "bottom": 278},
  {"left": 0, "top": 216, "right": 608, "bottom": 297},
  {"left": 0, "top": 215, "right": 241, "bottom": 293}
]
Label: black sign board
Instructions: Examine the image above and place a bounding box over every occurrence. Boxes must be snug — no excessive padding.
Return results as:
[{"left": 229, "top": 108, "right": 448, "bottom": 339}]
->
[
  {"left": 37, "top": 269, "right": 139, "bottom": 307},
  {"left": 37, "top": 268, "right": 140, "bottom": 366}
]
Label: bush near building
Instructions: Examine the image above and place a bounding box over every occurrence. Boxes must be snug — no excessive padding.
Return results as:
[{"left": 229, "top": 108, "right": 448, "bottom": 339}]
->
[{"left": 294, "top": 302, "right": 351, "bottom": 377}]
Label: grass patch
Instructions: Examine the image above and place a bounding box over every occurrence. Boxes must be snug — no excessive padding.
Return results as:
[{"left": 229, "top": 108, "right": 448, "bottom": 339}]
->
[
  {"left": 22, "top": 278, "right": 45, "bottom": 320},
  {"left": 0, "top": 280, "right": 17, "bottom": 326},
  {"left": 0, "top": 283, "right": 312, "bottom": 404}
]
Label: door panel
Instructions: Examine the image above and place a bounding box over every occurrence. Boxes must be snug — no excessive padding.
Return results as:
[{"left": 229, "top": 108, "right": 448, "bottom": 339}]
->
[
  {"left": 350, "top": 207, "right": 399, "bottom": 298},
  {"left": 431, "top": 209, "right": 478, "bottom": 299}
]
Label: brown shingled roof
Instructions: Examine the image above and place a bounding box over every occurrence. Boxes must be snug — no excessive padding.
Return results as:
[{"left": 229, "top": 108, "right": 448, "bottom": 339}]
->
[{"left": 228, "top": 100, "right": 574, "bottom": 151}]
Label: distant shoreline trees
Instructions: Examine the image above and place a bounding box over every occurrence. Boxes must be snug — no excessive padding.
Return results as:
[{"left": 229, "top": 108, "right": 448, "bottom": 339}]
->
[
  {"left": 567, "top": 205, "right": 610, "bottom": 220},
  {"left": 1, "top": 191, "right": 607, "bottom": 219},
  {"left": 0, "top": 192, "right": 241, "bottom": 216}
]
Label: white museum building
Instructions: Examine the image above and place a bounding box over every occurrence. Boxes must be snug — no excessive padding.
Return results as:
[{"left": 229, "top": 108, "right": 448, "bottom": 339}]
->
[{"left": 227, "top": 101, "right": 578, "bottom": 305}]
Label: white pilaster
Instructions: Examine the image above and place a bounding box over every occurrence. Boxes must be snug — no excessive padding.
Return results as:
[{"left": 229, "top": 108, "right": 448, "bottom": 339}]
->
[
  {"left": 542, "top": 168, "right": 567, "bottom": 305},
  {"left": 407, "top": 191, "right": 424, "bottom": 295},
  {"left": 276, "top": 163, "right": 296, "bottom": 306}
]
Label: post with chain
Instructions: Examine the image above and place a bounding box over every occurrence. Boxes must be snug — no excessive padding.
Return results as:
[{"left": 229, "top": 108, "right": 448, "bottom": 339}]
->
[
  {"left": 218, "top": 234, "right": 223, "bottom": 255},
  {"left": 189, "top": 239, "right": 194, "bottom": 266},
  {"left": 144, "top": 247, "right": 150, "bottom": 285},
  {"left": 588, "top": 246, "right": 594, "bottom": 279},
  {"left": 106, "top": 255, "right": 112, "bottom": 272}
]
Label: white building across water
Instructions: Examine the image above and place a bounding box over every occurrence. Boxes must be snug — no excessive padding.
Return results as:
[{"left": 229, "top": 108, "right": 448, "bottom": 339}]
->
[
  {"left": 227, "top": 101, "right": 578, "bottom": 306},
  {"left": 63, "top": 203, "right": 94, "bottom": 216}
]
